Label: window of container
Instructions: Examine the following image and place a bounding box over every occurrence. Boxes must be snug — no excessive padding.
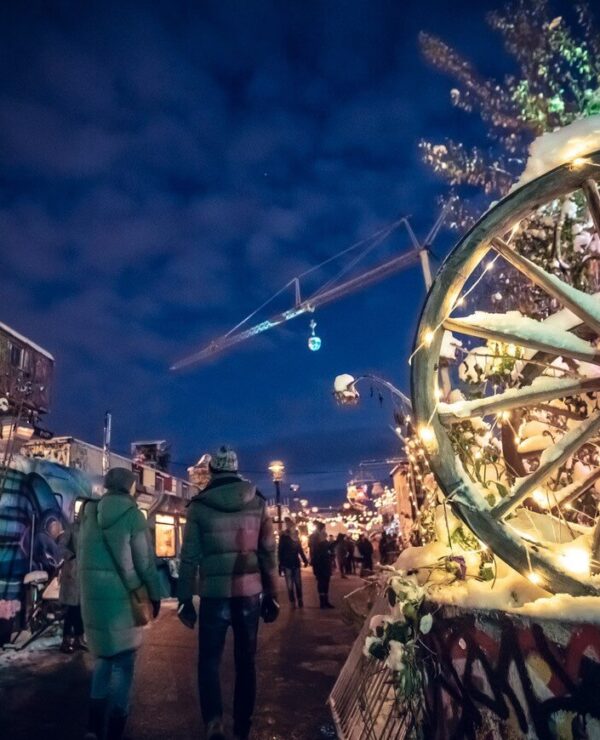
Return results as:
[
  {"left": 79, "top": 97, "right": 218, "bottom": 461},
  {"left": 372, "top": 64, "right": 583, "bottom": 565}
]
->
[{"left": 155, "top": 513, "right": 176, "bottom": 557}]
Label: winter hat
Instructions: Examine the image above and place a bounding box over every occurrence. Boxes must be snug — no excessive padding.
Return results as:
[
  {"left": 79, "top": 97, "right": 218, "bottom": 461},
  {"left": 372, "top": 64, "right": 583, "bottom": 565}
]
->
[
  {"left": 105, "top": 467, "right": 137, "bottom": 494},
  {"left": 209, "top": 445, "right": 238, "bottom": 473}
]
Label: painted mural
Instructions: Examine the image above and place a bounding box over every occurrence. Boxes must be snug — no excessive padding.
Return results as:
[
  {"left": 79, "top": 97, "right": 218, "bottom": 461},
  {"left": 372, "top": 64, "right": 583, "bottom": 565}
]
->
[
  {"left": 0, "top": 454, "right": 92, "bottom": 622},
  {"left": 422, "top": 608, "right": 600, "bottom": 740}
]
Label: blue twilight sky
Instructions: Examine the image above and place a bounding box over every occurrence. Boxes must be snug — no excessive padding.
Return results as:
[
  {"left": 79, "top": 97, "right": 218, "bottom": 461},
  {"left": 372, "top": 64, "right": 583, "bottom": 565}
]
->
[{"left": 0, "top": 0, "right": 553, "bottom": 501}]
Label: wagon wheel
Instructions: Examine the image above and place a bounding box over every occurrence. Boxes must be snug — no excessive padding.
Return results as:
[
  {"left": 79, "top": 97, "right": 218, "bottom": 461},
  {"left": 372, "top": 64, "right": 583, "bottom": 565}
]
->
[{"left": 411, "top": 150, "right": 600, "bottom": 597}]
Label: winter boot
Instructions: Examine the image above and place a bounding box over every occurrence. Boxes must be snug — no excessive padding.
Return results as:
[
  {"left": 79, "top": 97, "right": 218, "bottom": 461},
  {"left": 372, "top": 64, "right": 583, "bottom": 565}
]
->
[
  {"left": 73, "top": 635, "right": 89, "bottom": 651},
  {"left": 106, "top": 709, "right": 128, "bottom": 740},
  {"left": 320, "top": 594, "right": 334, "bottom": 609},
  {"left": 84, "top": 698, "right": 107, "bottom": 740},
  {"left": 60, "top": 636, "right": 75, "bottom": 654},
  {"left": 206, "top": 717, "right": 226, "bottom": 740},
  {"left": 297, "top": 597, "right": 304, "bottom": 608}
]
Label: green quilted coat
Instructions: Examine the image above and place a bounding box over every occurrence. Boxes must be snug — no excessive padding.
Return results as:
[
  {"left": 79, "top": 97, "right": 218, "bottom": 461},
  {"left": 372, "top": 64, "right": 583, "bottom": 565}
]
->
[
  {"left": 78, "top": 491, "right": 161, "bottom": 657},
  {"left": 177, "top": 473, "right": 277, "bottom": 600}
]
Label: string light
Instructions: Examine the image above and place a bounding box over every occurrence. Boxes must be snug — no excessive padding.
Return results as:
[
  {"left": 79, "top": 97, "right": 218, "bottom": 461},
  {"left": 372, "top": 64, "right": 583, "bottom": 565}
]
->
[
  {"left": 527, "top": 571, "right": 542, "bottom": 585},
  {"left": 423, "top": 329, "right": 435, "bottom": 347},
  {"left": 560, "top": 547, "right": 590, "bottom": 575},
  {"left": 418, "top": 425, "right": 436, "bottom": 447}
]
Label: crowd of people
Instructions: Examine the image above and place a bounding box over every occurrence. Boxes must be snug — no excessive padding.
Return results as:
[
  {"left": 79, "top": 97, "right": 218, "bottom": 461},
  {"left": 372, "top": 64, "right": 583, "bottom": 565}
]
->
[{"left": 46, "top": 445, "right": 394, "bottom": 740}]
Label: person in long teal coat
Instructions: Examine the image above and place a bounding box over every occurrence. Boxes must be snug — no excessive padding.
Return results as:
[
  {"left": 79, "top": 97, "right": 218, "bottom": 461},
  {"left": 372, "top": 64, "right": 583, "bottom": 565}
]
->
[{"left": 79, "top": 467, "right": 161, "bottom": 740}]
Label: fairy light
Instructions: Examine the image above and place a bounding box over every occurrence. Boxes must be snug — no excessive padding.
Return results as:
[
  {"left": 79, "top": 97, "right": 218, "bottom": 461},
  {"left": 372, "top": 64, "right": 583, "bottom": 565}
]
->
[
  {"left": 572, "top": 157, "right": 588, "bottom": 169},
  {"left": 527, "top": 571, "right": 542, "bottom": 585},
  {"left": 418, "top": 424, "right": 435, "bottom": 446},
  {"left": 423, "top": 329, "right": 435, "bottom": 347},
  {"left": 532, "top": 489, "right": 548, "bottom": 508},
  {"left": 455, "top": 297, "right": 465, "bottom": 307},
  {"left": 498, "top": 411, "right": 510, "bottom": 422},
  {"left": 560, "top": 547, "right": 590, "bottom": 575},
  {"left": 485, "top": 262, "right": 494, "bottom": 271}
]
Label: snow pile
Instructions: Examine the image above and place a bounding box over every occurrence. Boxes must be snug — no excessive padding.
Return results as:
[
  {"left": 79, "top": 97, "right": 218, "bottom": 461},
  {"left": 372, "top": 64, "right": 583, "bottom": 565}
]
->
[
  {"left": 514, "top": 114, "right": 600, "bottom": 189},
  {"left": 459, "top": 311, "right": 597, "bottom": 357},
  {"left": 439, "top": 330, "right": 462, "bottom": 361},
  {"left": 392, "top": 537, "right": 600, "bottom": 625}
]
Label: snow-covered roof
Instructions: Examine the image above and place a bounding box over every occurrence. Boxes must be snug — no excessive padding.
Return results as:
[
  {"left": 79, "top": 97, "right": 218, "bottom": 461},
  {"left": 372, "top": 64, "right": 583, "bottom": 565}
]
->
[{"left": 0, "top": 321, "right": 54, "bottom": 361}]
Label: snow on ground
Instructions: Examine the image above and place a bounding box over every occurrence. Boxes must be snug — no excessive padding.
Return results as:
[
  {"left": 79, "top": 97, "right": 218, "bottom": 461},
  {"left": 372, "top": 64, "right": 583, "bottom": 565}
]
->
[
  {"left": 0, "top": 625, "right": 62, "bottom": 671},
  {"left": 513, "top": 114, "right": 600, "bottom": 189}
]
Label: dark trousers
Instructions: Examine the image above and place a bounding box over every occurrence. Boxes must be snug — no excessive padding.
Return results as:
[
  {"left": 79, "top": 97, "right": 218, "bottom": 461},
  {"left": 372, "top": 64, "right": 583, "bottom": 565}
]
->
[
  {"left": 198, "top": 595, "right": 261, "bottom": 736},
  {"left": 63, "top": 604, "right": 84, "bottom": 638},
  {"left": 283, "top": 567, "right": 303, "bottom": 603},
  {"left": 315, "top": 571, "right": 330, "bottom": 596}
]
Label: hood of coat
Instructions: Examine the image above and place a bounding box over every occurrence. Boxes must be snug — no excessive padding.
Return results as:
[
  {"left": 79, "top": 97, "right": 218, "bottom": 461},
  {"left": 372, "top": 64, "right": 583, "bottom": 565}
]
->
[
  {"left": 195, "top": 474, "right": 257, "bottom": 513},
  {"left": 97, "top": 491, "right": 138, "bottom": 530}
]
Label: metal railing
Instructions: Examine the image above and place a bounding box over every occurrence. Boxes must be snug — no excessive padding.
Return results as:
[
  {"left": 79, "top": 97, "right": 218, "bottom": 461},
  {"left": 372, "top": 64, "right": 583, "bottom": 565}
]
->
[{"left": 329, "top": 595, "right": 414, "bottom": 740}]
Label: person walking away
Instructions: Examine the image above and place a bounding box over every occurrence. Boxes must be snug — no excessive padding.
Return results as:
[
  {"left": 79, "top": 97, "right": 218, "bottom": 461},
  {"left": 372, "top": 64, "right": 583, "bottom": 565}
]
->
[
  {"left": 278, "top": 517, "right": 308, "bottom": 608},
  {"left": 345, "top": 535, "right": 355, "bottom": 575},
  {"left": 334, "top": 534, "right": 347, "bottom": 578},
  {"left": 312, "top": 527, "right": 334, "bottom": 609},
  {"left": 352, "top": 538, "right": 363, "bottom": 574},
  {"left": 79, "top": 468, "right": 161, "bottom": 740},
  {"left": 58, "top": 519, "right": 86, "bottom": 653},
  {"left": 379, "top": 532, "right": 389, "bottom": 565},
  {"left": 327, "top": 534, "right": 336, "bottom": 571},
  {"left": 308, "top": 520, "right": 323, "bottom": 564},
  {"left": 177, "top": 446, "right": 279, "bottom": 740},
  {"left": 358, "top": 534, "right": 374, "bottom": 573}
]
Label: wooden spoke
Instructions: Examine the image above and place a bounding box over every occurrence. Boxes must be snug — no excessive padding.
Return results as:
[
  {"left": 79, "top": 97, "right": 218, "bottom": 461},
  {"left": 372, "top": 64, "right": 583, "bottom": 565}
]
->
[
  {"left": 491, "top": 411, "right": 600, "bottom": 519},
  {"left": 583, "top": 178, "right": 600, "bottom": 235},
  {"left": 438, "top": 377, "right": 600, "bottom": 424},
  {"left": 547, "top": 466, "right": 600, "bottom": 511},
  {"left": 491, "top": 236, "right": 600, "bottom": 336},
  {"left": 444, "top": 316, "right": 600, "bottom": 365}
]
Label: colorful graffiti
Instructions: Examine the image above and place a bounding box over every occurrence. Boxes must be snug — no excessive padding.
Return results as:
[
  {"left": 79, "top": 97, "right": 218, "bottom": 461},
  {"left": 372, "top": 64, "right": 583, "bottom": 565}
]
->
[
  {"left": 0, "top": 455, "right": 92, "bottom": 622},
  {"left": 423, "top": 608, "right": 600, "bottom": 739}
]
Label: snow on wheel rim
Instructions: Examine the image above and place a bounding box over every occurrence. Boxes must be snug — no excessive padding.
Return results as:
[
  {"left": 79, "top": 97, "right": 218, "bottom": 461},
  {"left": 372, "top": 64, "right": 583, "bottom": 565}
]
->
[{"left": 411, "top": 150, "right": 600, "bottom": 598}]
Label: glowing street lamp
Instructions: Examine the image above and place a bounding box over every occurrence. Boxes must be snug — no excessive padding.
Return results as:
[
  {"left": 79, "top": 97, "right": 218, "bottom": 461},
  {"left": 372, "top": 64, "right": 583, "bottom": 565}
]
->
[
  {"left": 269, "top": 460, "right": 285, "bottom": 532},
  {"left": 333, "top": 373, "right": 412, "bottom": 410}
]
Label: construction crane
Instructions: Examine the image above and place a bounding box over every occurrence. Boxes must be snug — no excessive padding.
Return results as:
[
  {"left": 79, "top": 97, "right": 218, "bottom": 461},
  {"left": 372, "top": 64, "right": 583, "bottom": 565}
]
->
[{"left": 171, "top": 205, "right": 451, "bottom": 371}]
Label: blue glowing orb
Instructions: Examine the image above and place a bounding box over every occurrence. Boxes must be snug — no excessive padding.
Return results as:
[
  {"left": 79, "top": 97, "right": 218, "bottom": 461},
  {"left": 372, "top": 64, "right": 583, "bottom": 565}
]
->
[{"left": 308, "top": 335, "right": 322, "bottom": 351}]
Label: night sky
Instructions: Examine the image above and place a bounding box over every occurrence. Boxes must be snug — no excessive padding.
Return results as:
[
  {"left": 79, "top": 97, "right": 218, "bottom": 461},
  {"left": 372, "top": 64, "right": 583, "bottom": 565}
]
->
[{"left": 1, "top": 0, "right": 517, "bottom": 502}]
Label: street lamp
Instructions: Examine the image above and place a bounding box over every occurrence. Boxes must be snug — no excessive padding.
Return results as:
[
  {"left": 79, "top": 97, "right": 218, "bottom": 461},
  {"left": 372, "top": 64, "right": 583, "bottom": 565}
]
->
[
  {"left": 333, "top": 373, "right": 412, "bottom": 410},
  {"left": 268, "top": 460, "right": 285, "bottom": 532}
]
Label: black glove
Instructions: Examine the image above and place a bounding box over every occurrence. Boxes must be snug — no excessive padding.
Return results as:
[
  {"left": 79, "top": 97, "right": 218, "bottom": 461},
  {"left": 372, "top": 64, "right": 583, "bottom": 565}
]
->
[
  {"left": 151, "top": 600, "right": 161, "bottom": 619},
  {"left": 177, "top": 600, "right": 197, "bottom": 629},
  {"left": 261, "top": 595, "right": 280, "bottom": 624}
]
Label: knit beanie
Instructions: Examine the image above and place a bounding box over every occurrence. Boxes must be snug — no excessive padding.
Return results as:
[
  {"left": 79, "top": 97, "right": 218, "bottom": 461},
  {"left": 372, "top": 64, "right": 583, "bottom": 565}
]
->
[
  {"left": 209, "top": 445, "right": 238, "bottom": 473},
  {"left": 105, "top": 467, "right": 137, "bottom": 494}
]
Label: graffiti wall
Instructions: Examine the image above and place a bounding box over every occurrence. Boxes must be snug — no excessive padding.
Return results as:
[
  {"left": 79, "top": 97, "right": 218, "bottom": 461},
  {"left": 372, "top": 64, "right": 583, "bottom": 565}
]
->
[
  {"left": 422, "top": 605, "right": 600, "bottom": 739},
  {"left": 0, "top": 454, "right": 92, "bottom": 621}
]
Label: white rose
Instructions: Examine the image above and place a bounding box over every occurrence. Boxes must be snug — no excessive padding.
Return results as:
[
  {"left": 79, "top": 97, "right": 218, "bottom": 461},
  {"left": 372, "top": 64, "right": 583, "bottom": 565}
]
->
[
  {"left": 363, "top": 635, "right": 382, "bottom": 658},
  {"left": 385, "top": 640, "right": 405, "bottom": 672},
  {"left": 369, "top": 614, "right": 386, "bottom": 632},
  {"left": 419, "top": 613, "right": 433, "bottom": 635}
]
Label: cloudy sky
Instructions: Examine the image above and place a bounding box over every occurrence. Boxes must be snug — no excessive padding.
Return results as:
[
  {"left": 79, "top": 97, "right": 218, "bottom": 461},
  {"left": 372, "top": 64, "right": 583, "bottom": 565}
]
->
[{"left": 1, "top": 0, "right": 517, "bottom": 501}]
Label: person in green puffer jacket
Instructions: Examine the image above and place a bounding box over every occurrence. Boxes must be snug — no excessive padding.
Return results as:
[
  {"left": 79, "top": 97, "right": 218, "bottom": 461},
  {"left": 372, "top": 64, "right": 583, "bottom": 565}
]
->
[
  {"left": 177, "top": 446, "right": 278, "bottom": 740},
  {"left": 79, "top": 467, "right": 161, "bottom": 740}
]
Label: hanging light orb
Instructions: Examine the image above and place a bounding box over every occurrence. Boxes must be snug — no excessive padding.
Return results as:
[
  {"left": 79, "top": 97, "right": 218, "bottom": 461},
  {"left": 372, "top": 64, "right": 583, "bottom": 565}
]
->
[{"left": 308, "top": 318, "right": 321, "bottom": 351}]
